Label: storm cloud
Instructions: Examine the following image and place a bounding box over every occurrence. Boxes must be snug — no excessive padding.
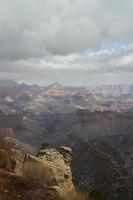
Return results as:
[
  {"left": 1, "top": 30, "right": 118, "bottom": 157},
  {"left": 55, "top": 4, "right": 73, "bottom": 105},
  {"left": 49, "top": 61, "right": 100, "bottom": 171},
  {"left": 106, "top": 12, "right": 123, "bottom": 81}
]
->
[{"left": 0, "top": 0, "right": 133, "bottom": 85}]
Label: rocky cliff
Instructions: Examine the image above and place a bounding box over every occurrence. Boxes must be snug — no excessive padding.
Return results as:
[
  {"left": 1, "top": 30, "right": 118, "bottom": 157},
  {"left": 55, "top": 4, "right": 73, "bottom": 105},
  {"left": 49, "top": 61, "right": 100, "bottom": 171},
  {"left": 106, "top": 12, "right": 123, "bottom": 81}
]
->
[
  {"left": 71, "top": 138, "right": 132, "bottom": 200},
  {"left": 22, "top": 146, "right": 76, "bottom": 200},
  {"left": 0, "top": 146, "right": 83, "bottom": 200}
]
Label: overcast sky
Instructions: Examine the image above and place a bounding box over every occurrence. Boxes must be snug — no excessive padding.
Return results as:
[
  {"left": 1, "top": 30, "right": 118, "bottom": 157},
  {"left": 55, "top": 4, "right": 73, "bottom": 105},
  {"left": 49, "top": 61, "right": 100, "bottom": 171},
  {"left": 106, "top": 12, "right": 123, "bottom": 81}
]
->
[{"left": 0, "top": 0, "right": 133, "bottom": 86}]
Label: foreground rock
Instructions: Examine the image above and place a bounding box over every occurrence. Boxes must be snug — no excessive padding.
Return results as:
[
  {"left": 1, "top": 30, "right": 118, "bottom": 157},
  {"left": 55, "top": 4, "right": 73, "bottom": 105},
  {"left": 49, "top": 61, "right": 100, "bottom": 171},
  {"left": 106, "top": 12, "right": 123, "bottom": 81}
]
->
[
  {"left": 0, "top": 145, "right": 80, "bottom": 200},
  {"left": 22, "top": 146, "right": 76, "bottom": 200},
  {"left": 0, "top": 145, "right": 23, "bottom": 174}
]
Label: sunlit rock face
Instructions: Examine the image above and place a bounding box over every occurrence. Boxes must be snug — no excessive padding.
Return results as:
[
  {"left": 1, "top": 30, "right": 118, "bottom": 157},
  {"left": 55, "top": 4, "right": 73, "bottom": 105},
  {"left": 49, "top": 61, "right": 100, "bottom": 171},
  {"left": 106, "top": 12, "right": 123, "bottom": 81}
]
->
[
  {"left": 0, "top": 146, "right": 77, "bottom": 200},
  {"left": 22, "top": 146, "right": 75, "bottom": 200}
]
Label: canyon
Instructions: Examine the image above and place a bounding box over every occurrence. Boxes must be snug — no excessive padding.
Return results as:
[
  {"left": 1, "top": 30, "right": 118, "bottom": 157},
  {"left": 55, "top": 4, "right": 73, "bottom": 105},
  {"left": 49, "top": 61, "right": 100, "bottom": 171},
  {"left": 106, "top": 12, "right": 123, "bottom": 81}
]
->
[{"left": 0, "top": 80, "right": 133, "bottom": 199}]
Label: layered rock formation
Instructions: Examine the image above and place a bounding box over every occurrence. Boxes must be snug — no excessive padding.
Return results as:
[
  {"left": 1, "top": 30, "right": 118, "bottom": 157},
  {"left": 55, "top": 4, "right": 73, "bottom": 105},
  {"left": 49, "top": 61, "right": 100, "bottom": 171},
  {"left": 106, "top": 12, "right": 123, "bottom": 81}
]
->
[
  {"left": 22, "top": 146, "right": 75, "bottom": 200},
  {"left": 0, "top": 145, "right": 79, "bottom": 200}
]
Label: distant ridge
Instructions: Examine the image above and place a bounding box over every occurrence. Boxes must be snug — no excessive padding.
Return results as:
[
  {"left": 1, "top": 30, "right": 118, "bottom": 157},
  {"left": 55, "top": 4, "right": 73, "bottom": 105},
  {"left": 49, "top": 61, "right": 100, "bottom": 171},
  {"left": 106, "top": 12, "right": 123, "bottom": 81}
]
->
[{"left": 44, "top": 82, "right": 70, "bottom": 96}]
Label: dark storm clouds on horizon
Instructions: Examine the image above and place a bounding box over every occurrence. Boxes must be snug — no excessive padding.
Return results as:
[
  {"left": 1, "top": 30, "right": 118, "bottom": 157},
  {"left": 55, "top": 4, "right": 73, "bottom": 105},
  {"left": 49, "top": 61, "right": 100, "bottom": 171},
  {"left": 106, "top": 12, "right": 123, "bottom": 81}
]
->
[{"left": 0, "top": 0, "right": 133, "bottom": 85}]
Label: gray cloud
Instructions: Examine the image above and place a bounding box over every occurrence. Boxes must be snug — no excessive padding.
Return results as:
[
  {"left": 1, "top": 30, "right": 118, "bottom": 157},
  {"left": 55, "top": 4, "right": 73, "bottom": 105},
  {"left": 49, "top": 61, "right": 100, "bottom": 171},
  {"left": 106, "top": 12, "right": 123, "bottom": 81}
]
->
[{"left": 0, "top": 0, "right": 133, "bottom": 85}]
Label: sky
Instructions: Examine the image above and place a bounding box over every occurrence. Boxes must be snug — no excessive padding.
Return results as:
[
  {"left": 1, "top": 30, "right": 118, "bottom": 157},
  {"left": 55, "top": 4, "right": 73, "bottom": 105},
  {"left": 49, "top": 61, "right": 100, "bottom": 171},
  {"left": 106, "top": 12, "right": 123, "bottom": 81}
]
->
[{"left": 0, "top": 0, "right": 133, "bottom": 86}]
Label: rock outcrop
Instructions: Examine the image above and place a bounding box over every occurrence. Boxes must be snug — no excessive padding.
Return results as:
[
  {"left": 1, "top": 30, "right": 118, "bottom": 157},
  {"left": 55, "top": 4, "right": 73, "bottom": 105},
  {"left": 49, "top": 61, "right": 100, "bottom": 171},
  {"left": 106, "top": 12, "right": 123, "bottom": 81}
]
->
[
  {"left": 0, "top": 145, "right": 78, "bottom": 200},
  {"left": 0, "top": 145, "right": 23, "bottom": 175},
  {"left": 0, "top": 147, "right": 13, "bottom": 171},
  {"left": 22, "top": 146, "right": 75, "bottom": 200}
]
